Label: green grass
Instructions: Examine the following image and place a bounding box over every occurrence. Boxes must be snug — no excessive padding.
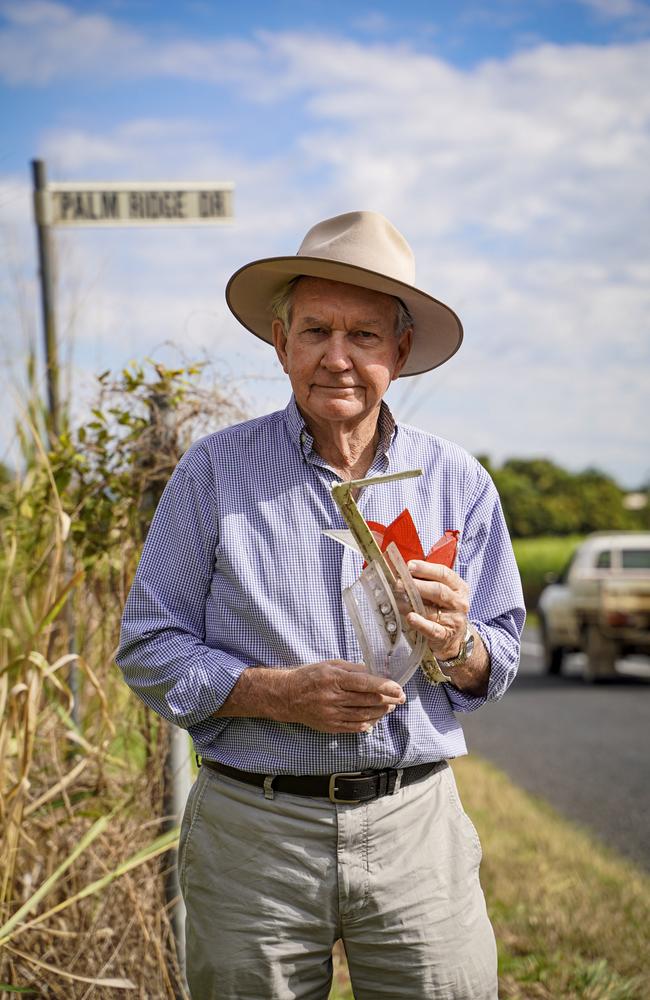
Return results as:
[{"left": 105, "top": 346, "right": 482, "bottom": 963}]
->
[
  {"left": 512, "top": 534, "right": 585, "bottom": 609},
  {"left": 328, "top": 756, "right": 650, "bottom": 1000}
]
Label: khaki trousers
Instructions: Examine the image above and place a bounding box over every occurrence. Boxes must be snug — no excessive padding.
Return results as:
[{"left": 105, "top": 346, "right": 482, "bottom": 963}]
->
[{"left": 179, "top": 761, "right": 498, "bottom": 999}]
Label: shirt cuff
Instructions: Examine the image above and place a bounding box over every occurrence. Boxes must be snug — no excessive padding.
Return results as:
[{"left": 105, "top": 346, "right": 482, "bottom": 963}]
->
[
  {"left": 446, "top": 618, "right": 520, "bottom": 713},
  {"left": 166, "top": 647, "right": 251, "bottom": 728}
]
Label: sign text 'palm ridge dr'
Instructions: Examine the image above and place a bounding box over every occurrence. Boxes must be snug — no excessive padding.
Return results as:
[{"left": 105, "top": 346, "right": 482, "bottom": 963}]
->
[{"left": 39, "top": 182, "right": 234, "bottom": 227}]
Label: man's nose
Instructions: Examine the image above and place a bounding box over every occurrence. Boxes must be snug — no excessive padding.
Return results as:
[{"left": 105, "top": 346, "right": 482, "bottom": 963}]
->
[{"left": 320, "top": 332, "right": 353, "bottom": 370}]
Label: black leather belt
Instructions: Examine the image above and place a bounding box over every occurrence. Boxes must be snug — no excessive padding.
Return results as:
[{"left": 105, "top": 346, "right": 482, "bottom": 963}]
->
[{"left": 200, "top": 759, "right": 447, "bottom": 804}]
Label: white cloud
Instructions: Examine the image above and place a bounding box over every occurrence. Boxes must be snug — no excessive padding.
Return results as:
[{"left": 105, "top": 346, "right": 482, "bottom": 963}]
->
[
  {"left": 0, "top": 1, "right": 262, "bottom": 86},
  {"left": 352, "top": 11, "right": 393, "bottom": 35},
  {"left": 578, "top": 0, "right": 650, "bottom": 24},
  {"left": 1, "top": 9, "right": 648, "bottom": 484},
  {"left": 0, "top": 1, "right": 139, "bottom": 84}
]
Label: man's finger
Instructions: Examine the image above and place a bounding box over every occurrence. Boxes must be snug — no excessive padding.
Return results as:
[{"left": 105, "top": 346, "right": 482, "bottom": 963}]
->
[
  {"left": 334, "top": 667, "right": 405, "bottom": 701},
  {"left": 337, "top": 704, "right": 396, "bottom": 722},
  {"left": 407, "top": 579, "right": 470, "bottom": 616},
  {"left": 332, "top": 660, "right": 369, "bottom": 673},
  {"left": 414, "top": 581, "right": 463, "bottom": 607},
  {"left": 335, "top": 694, "right": 403, "bottom": 710},
  {"left": 408, "top": 560, "right": 463, "bottom": 589}
]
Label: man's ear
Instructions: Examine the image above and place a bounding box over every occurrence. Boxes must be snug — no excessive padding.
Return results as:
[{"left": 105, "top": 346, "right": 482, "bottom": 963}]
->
[
  {"left": 391, "top": 327, "right": 413, "bottom": 381},
  {"left": 272, "top": 320, "right": 290, "bottom": 374}
]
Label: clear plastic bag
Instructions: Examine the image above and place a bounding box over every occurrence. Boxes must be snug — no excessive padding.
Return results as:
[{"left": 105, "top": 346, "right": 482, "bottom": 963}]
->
[{"left": 342, "top": 541, "right": 427, "bottom": 686}]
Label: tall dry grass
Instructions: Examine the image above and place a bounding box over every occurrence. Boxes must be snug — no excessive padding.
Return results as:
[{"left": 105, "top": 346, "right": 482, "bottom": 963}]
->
[{"left": 0, "top": 361, "right": 247, "bottom": 997}]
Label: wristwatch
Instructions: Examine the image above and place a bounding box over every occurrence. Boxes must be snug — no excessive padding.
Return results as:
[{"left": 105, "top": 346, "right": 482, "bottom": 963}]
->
[{"left": 436, "top": 623, "right": 475, "bottom": 671}]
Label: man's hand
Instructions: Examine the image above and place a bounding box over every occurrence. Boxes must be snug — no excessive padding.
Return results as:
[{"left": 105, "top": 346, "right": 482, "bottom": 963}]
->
[
  {"left": 404, "top": 560, "right": 490, "bottom": 694},
  {"left": 404, "top": 560, "right": 470, "bottom": 661},
  {"left": 214, "top": 661, "right": 406, "bottom": 733}
]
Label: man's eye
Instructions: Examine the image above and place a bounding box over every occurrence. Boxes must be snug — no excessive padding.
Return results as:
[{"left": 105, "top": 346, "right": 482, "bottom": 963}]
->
[{"left": 355, "top": 330, "right": 379, "bottom": 341}]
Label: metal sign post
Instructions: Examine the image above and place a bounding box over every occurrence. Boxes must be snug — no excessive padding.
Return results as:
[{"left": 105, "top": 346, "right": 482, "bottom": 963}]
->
[{"left": 31, "top": 160, "right": 61, "bottom": 436}]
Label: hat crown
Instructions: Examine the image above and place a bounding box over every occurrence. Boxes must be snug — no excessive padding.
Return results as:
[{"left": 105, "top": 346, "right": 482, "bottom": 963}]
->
[
  {"left": 225, "top": 209, "right": 463, "bottom": 376},
  {"left": 297, "top": 211, "right": 416, "bottom": 286}
]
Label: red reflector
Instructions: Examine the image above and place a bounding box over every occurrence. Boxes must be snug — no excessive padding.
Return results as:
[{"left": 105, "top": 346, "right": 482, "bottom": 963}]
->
[{"left": 606, "top": 611, "right": 629, "bottom": 627}]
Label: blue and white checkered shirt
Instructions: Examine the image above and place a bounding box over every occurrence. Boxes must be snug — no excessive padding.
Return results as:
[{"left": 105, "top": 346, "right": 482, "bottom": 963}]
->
[{"left": 116, "top": 395, "right": 524, "bottom": 774}]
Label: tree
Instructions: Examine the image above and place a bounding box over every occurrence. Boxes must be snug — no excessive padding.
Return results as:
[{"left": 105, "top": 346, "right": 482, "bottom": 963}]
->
[{"left": 479, "top": 456, "right": 639, "bottom": 537}]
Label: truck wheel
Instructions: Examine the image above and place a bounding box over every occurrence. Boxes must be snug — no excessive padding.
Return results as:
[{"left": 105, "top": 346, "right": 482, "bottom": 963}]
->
[
  {"left": 584, "top": 625, "right": 618, "bottom": 682},
  {"left": 539, "top": 618, "right": 563, "bottom": 675}
]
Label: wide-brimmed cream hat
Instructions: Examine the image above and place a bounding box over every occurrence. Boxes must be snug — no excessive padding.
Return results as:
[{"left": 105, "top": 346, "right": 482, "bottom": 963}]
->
[{"left": 225, "top": 211, "right": 463, "bottom": 376}]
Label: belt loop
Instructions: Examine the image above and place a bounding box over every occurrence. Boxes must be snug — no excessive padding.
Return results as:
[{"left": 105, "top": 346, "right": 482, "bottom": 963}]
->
[
  {"left": 392, "top": 768, "right": 404, "bottom": 794},
  {"left": 263, "top": 775, "right": 276, "bottom": 800},
  {"left": 195, "top": 754, "right": 202, "bottom": 769}
]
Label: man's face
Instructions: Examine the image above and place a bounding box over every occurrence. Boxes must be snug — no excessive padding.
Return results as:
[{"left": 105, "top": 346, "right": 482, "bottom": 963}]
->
[{"left": 272, "top": 277, "right": 412, "bottom": 429}]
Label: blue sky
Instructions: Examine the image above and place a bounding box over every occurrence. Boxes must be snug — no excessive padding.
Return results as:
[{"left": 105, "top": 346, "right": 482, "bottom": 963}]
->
[{"left": 1, "top": 0, "right": 649, "bottom": 486}]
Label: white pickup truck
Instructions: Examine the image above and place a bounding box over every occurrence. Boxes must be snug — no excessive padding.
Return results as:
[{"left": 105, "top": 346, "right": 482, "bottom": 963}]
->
[{"left": 537, "top": 532, "right": 650, "bottom": 680}]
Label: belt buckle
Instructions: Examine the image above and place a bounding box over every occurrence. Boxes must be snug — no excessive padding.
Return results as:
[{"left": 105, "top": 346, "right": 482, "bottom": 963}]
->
[{"left": 329, "top": 771, "right": 363, "bottom": 804}]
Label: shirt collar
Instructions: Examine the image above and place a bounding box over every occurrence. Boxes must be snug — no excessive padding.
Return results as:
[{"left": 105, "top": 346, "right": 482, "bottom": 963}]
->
[{"left": 283, "top": 394, "right": 398, "bottom": 465}]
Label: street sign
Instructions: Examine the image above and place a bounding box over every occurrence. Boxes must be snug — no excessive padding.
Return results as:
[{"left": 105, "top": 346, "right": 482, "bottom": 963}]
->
[{"left": 36, "top": 181, "right": 234, "bottom": 227}]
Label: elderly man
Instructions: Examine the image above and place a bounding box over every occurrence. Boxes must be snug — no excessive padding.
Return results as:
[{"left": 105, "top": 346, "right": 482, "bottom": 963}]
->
[{"left": 117, "top": 211, "right": 524, "bottom": 1000}]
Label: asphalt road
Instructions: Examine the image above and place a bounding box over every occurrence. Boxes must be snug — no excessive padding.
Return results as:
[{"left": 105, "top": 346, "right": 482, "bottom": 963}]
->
[{"left": 457, "top": 628, "right": 650, "bottom": 871}]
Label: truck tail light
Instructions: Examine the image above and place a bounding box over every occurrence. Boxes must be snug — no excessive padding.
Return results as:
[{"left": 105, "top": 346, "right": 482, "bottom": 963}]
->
[{"left": 606, "top": 611, "right": 630, "bottom": 627}]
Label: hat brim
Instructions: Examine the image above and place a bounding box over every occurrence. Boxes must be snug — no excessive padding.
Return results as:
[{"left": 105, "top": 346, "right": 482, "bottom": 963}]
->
[{"left": 225, "top": 256, "right": 463, "bottom": 377}]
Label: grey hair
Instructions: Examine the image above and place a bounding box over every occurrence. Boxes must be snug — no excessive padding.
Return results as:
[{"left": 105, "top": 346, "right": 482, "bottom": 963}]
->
[
  {"left": 270, "top": 276, "right": 414, "bottom": 338},
  {"left": 394, "top": 297, "right": 415, "bottom": 338},
  {"left": 270, "top": 276, "right": 303, "bottom": 332}
]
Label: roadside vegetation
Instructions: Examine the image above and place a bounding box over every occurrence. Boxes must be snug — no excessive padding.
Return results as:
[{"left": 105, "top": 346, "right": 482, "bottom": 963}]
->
[
  {"left": 1, "top": 359, "right": 647, "bottom": 995},
  {"left": 482, "top": 455, "right": 648, "bottom": 611},
  {"left": 477, "top": 456, "right": 648, "bottom": 539},
  {"left": 0, "top": 361, "right": 246, "bottom": 997},
  {"left": 329, "top": 756, "right": 650, "bottom": 1000}
]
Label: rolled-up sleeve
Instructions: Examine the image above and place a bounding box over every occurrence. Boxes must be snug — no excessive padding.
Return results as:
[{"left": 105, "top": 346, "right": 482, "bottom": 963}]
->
[
  {"left": 115, "top": 452, "right": 248, "bottom": 729},
  {"left": 444, "top": 462, "right": 525, "bottom": 714}
]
